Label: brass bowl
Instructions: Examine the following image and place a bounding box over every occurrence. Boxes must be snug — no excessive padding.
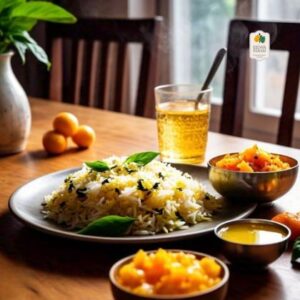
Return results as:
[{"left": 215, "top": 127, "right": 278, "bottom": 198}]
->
[
  {"left": 208, "top": 153, "right": 298, "bottom": 203},
  {"left": 215, "top": 219, "right": 291, "bottom": 266},
  {"left": 109, "top": 249, "right": 229, "bottom": 300}
]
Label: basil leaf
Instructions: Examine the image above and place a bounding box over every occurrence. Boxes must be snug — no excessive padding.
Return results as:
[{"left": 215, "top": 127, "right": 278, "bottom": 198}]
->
[
  {"left": 291, "top": 236, "right": 300, "bottom": 265},
  {"left": 125, "top": 151, "right": 160, "bottom": 166},
  {"left": 85, "top": 160, "right": 110, "bottom": 172},
  {"left": 78, "top": 215, "right": 135, "bottom": 236}
]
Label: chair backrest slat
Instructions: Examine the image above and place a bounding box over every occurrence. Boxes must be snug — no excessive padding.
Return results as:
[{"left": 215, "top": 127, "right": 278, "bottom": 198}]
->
[
  {"left": 88, "top": 41, "right": 100, "bottom": 107},
  {"left": 49, "top": 38, "right": 63, "bottom": 101},
  {"left": 98, "top": 41, "right": 109, "bottom": 109},
  {"left": 47, "top": 17, "right": 162, "bottom": 117},
  {"left": 73, "top": 39, "right": 84, "bottom": 105},
  {"left": 136, "top": 44, "right": 150, "bottom": 116},
  {"left": 78, "top": 40, "right": 94, "bottom": 106},
  {"left": 114, "top": 43, "right": 127, "bottom": 112}
]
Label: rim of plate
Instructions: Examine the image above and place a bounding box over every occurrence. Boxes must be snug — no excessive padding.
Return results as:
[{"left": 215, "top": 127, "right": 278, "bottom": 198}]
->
[{"left": 8, "top": 166, "right": 257, "bottom": 244}]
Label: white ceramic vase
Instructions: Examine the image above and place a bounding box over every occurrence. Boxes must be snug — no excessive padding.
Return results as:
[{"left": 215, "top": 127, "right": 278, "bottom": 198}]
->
[{"left": 0, "top": 52, "right": 31, "bottom": 155}]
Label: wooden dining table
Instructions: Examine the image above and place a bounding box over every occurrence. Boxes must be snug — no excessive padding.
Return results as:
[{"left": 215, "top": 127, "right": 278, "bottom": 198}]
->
[{"left": 0, "top": 98, "right": 299, "bottom": 300}]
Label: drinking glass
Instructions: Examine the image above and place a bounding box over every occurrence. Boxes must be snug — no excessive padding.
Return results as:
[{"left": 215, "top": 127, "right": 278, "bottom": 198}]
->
[{"left": 155, "top": 84, "right": 212, "bottom": 164}]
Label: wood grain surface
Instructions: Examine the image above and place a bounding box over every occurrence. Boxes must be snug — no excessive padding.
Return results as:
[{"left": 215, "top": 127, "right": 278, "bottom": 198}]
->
[{"left": 0, "top": 98, "right": 299, "bottom": 300}]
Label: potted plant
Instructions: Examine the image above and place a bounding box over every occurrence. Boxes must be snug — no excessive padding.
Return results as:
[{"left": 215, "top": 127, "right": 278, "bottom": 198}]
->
[{"left": 0, "top": 0, "right": 76, "bottom": 155}]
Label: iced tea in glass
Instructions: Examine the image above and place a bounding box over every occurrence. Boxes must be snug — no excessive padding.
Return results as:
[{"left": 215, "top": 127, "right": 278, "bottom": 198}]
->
[{"left": 155, "top": 84, "right": 212, "bottom": 164}]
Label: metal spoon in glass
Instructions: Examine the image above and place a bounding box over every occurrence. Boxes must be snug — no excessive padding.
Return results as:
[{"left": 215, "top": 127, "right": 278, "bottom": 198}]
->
[{"left": 195, "top": 48, "right": 227, "bottom": 110}]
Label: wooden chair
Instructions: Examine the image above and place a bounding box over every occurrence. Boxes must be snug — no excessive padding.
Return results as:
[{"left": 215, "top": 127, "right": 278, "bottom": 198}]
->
[
  {"left": 220, "top": 19, "right": 300, "bottom": 146},
  {"left": 47, "top": 17, "right": 163, "bottom": 117}
]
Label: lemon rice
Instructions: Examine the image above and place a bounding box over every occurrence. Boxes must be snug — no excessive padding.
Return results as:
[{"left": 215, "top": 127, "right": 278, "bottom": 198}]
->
[{"left": 42, "top": 156, "right": 218, "bottom": 235}]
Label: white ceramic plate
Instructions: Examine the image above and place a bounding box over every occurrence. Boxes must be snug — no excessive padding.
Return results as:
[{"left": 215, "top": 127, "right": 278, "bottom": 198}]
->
[{"left": 9, "top": 165, "right": 257, "bottom": 244}]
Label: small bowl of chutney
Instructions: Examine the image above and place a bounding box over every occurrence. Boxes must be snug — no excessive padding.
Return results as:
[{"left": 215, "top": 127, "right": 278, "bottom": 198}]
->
[{"left": 215, "top": 219, "right": 290, "bottom": 266}]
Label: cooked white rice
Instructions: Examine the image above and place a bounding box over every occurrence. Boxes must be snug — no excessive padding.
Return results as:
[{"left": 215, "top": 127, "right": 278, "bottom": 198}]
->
[{"left": 42, "top": 156, "right": 220, "bottom": 235}]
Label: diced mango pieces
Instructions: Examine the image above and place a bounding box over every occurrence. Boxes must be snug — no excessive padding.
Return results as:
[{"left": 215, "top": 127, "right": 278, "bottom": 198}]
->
[
  {"left": 117, "top": 249, "right": 222, "bottom": 296},
  {"left": 200, "top": 257, "right": 221, "bottom": 278},
  {"left": 118, "top": 263, "right": 145, "bottom": 288}
]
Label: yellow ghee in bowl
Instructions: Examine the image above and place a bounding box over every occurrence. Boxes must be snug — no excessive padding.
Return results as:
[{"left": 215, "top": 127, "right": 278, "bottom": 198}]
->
[{"left": 218, "top": 223, "right": 287, "bottom": 245}]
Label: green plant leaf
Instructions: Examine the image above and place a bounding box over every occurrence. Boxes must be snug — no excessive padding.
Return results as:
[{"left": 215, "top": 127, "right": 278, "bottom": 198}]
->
[
  {"left": 8, "top": 17, "right": 37, "bottom": 31},
  {"left": 85, "top": 160, "right": 110, "bottom": 172},
  {"left": 0, "top": 38, "right": 11, "bottom": 54},
  {"left": 0, "top": 0, "right": 25, "bottom": 13},
  {"left": 26, "top": 41, "right": 50, "bottom": 69},
  {"left": 10, "top": 31, "right": 50, "bottom": 68},
  {"left": 12, "top": 40, "right": 27, "bottom": 63},
  {"left": 78, "top": 215, "right": 135, "bottom": 236},
  {"left": 9, "top": 30, "right": 33, "bottom": 43},
  {"left": 10, "top": 2, "right": 77, "bottom": 23},
  {"left": 125, "top": 151, "right": 160, "bottom": 166},
  {"left": 0, "top": 1, "right": 76, "bottom": 65}
]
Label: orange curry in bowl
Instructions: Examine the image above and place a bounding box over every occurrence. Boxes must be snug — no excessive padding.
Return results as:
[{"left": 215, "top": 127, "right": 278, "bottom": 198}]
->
[{"left": 215, "top": 145, "right": 290, "bottom": 172}]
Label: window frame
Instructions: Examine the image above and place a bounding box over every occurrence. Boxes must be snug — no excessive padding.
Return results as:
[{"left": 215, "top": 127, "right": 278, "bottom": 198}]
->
[
  {"left": 242, "top": 0, "right": 300, "bottom": 146},
  {"left": 209, "top": 0, "right": 300, "bottom": 146}
]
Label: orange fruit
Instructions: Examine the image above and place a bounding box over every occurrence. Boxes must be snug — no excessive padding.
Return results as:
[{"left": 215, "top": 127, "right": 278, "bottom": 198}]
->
[
  {"left": 72, "top": 125, "right": 96, "bottom": 148},
  {"left": 53, "top": 112, "right": 79, "bottom": 137},
  {"left": 43, "top": 130, "right": 67, "bottom": 154},
  {"left": 272, "top": 212, "right": 300, "bottom": 240}
]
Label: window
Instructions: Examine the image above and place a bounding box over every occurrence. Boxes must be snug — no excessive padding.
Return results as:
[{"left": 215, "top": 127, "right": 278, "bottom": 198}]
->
[
  {"left": 240, "top": 0, "right": 300, "bottom": 145},
  {"left": 252, "top": 0, "right": 300, "bottom": 117},
  {"left": 171, "top": 0, "right": 236, "bottom": 102},
  {"left": 170, "top": 0, "right": 300, "bottom": 145}
]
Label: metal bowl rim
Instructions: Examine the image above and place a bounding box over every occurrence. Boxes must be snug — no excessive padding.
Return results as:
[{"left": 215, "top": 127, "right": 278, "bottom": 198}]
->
[
  {"left": 208, "top": 153, "right": 298, "bottom": 174},
  {"left": 109, "top": 249, "right": 229, "bottom": 299},
  {"left": 214, "top": 218, "right": 291, "bottom": 246}
]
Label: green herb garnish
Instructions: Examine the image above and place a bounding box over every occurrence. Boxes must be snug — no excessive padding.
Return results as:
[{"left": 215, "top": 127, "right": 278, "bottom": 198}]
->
[
  {"left": 158, "top": 172, "right": 165, "bottom": 179},
  {"left": 101, "top": 178, "right": 110, "bottom": 185},
  {"left": 125, "top": 151, "right": 159, "bottom": 166},
  {"left": 137, "top": 179, "right": 148, "bottom": 191},
  {"left": 85, "top": 160, "right": 110, "bottom": 172},
  {"left": 152, "top": 182, "right": 160, "bottom": 189},
  {"left": 59, "top": 201, "right": 66, "bottom": 208},
  {"left": 124, "top": 166, "right": 136, "bottom": 174},
  {"left": 68, "top": 181, "right": 74, "bottom": 192},
  {"left": 77, "top": 215, "right": 135, "bottom": 236},
  {"left": 292, "top": 237, "right": 300, "bottom": 265},
  {"left": 76, "top": 188, "right": 87, "bottom": 198},
  {"left": 85, "top": 151, "right": 159, "bottom": 173}
]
